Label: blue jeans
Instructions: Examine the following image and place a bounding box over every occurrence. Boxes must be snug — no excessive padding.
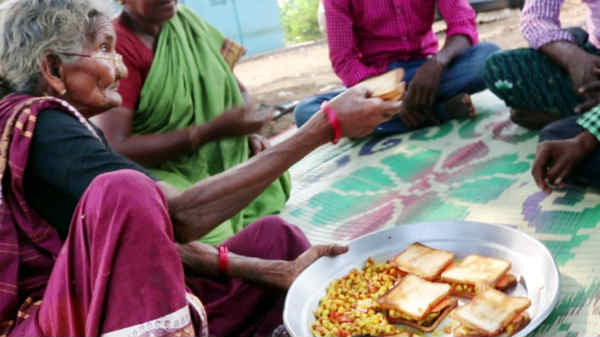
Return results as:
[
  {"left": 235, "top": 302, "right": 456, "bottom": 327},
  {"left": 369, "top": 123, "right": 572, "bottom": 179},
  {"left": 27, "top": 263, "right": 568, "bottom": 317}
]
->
[{"left": 294, "top": 42, "right": 501, "bottom": 135}]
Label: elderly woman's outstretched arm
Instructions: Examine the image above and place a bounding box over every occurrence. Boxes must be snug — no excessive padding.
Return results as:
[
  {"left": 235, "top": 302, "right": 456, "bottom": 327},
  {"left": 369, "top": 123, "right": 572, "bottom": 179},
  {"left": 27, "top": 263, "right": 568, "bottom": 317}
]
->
[{"left": 159, "top": 88, "right": 401, "bottom": 243}]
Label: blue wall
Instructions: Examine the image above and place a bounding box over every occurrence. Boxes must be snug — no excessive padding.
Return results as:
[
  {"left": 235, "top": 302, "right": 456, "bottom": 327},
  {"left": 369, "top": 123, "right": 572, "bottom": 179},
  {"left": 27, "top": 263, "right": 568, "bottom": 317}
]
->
[{"left": 182, "top": 0, "right": 285, "bottom": 56}]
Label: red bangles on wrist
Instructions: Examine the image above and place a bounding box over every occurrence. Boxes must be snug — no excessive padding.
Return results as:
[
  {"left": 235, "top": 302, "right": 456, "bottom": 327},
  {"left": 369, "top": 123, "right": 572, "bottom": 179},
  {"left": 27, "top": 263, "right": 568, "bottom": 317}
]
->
[
  {"left": 324, "top": 104, "right": 342, "bottom": 144},
  {"left": 218, "top": 245, "right": 229, "bottom": 275}
]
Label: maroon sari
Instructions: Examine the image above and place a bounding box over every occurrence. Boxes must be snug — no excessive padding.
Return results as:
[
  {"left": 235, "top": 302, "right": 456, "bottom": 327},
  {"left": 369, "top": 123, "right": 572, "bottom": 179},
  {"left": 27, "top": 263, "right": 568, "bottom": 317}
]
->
[
  {"left": 0, "top": 93, "right": 311, "bottom": 337},
  {"left": 0, "top": 94, "right": 208, "bottom": 337}
]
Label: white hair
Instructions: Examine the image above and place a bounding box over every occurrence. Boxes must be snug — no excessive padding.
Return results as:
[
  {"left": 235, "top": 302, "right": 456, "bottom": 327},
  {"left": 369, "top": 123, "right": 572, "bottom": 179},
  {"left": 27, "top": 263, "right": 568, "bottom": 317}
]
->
[{"left": 0, "top": 0, "right": 113, "bottom": 97}]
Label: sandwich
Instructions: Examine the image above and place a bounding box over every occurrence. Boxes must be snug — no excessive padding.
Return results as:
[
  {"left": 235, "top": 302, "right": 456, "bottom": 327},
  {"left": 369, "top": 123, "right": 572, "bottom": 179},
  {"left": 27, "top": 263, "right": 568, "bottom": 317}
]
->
[
  {"left": 377, "top": 274, "right": 458, "bottom": 332},
  {"left": 355, "top": 68, "right": 406, "bottom": 101},
  {"left": 449, "top": 287, "right": 531, "bottom": 337},
  {"left": 440, "top": 255, "right": 517, "bottom": 298},
  {"left": 392, "top": 242, "right": 455, "bottom": 281}
]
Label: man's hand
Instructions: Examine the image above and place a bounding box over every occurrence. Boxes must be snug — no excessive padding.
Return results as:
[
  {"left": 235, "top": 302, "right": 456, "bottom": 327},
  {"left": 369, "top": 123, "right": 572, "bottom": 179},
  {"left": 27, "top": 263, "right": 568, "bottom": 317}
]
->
[
  {"left": 275, "top": 245, "right": 348, "bottom": 289},
  {"left": 401, "top": 58, "right": 444, "bottom": 127},
  {"left": 575, "top": 81, "right": 600, "bottom": 114},
  {"left": 566, "top": 49, "right": 600, "bottom": 93},
  {"left": 532, "top": 132, "right": 598, "bottom": 193}
]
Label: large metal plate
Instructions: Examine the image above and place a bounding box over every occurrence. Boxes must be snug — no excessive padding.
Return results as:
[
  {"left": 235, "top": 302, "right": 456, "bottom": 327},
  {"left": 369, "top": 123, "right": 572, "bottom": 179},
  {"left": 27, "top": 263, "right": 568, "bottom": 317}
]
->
[{"left": 284, "top": 221, "right": 560, "bottom": 337}]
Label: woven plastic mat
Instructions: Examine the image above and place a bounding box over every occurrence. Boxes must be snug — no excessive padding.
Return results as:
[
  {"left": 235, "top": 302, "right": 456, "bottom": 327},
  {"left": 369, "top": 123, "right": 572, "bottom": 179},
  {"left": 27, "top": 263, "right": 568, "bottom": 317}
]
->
[{"left": 281, "top": 90, "right": 600, "bottom": 336}]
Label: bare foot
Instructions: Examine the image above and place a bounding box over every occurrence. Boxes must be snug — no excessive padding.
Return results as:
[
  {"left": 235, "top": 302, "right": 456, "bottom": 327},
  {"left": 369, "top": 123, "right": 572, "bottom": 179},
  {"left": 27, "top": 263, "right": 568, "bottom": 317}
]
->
[{"left": 444, "top": 93, "right": 476, "bottom": 120}]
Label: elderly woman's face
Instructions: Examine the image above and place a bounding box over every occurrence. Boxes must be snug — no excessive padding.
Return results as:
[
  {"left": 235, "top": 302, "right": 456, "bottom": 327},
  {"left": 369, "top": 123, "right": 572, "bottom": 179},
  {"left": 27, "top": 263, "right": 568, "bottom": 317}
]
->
[
  {"left": 125, "top": 0, "right": 178, "bottom": 24},
  {"left": 61, "top": 17, "right": 126, "bottom": 116}
]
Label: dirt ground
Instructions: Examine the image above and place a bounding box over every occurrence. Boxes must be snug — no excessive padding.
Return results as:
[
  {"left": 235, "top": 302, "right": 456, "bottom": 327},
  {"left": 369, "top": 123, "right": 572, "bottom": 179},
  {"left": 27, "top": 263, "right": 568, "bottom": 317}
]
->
[{"left": 234, "top": 1, "right": 588, "bottom": 137}]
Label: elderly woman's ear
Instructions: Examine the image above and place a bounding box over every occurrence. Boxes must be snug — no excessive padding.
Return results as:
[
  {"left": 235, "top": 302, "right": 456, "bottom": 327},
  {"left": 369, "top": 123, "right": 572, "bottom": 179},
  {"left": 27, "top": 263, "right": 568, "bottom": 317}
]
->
[{"left": 40, "top": 53, "right": 67, "bottom": 96}]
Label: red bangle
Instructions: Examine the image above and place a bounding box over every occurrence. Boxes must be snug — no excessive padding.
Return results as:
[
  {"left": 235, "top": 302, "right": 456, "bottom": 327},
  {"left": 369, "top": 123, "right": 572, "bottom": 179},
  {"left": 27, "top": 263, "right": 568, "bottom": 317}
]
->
[
  {"left": 324, "top": 104, "right": 342, "bottom": 144},
  {"left": 218, "top": 245, "right": 229, "bottom": 275}
]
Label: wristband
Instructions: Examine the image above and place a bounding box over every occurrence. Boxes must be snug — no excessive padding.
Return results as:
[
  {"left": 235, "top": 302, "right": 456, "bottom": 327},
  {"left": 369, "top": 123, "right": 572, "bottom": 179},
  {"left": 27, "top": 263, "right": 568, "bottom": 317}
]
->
[
  {"left": 324, "top": 104, "right": 342, "bottom": 145},
  {"left": 218, "top": 245, "right": 229, "bottom": 275}
]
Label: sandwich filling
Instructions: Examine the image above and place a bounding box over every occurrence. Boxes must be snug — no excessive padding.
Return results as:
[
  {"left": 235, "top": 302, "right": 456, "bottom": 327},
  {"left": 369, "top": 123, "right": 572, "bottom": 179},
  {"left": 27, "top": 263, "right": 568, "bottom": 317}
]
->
[
  {"left": 451, "top": 312, "right": 530, "bottom": 337},
  {"left": 385, "top": 297, "right": 456, "bottom": 327}
]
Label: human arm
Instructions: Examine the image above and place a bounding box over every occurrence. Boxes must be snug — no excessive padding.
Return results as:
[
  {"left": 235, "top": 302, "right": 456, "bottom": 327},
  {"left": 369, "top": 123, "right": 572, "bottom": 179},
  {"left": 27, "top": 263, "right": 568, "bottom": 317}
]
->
[
  {"left": 521, "top": 0, "right": 600, "bottom": 91},
  {"left": 93, "top": 104, "right": 269, "bottom": 167},
  {"left": 178, "top": 242, "right": 348, "bottom": 289},
  {"left": 520, "top": 0, "right": 575, "bottom": 50},
  {"left": 162, "top": 88, "right": 402, "bottom": 243},
  {"left": 399, "top": 0, "right": 476, "bottom": 127},
  {"left": 324, "top": 0, "right": 384, "bottom": 86}
]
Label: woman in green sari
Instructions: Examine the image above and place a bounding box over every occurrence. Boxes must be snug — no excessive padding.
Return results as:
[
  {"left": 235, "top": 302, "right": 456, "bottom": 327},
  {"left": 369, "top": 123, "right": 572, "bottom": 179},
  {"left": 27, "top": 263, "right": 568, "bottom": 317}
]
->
[{"left": 96, "top": 0, "right": 290, "bottom": 245}]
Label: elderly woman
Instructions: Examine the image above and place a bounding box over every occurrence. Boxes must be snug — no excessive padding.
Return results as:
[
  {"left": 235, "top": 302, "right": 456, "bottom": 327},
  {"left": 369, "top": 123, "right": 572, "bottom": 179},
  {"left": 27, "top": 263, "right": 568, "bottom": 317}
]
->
[
  {"left": 0, "top": 1, "right": 401, "bottom": 336},
  {"left": 93, "top": 0, "right": 290, "bottom": 245}
]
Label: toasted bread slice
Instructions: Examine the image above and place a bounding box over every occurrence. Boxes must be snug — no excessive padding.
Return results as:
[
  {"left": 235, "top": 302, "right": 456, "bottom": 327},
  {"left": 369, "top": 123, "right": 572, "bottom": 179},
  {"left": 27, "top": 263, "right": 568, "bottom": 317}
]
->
[
  {"left": 377, "top": 274, "right": 451, "bottom": 321},
  {"left": 388, "top": 296, "right": 458, "bottom": 332},
  {"left": 392, "top": 243, "right": 455, "bottom": 281},
  {"left": 355, "top": 68, "right": 406, "bottom": 100},
  {"left": 451, "top": 287, "right": 531, "bottom": 336},
  {"left": 495, "top": 273, "right": 517, "bottom": 292},
  {"left": 441, "top": 255, "right": 511, "bottom": 297}
]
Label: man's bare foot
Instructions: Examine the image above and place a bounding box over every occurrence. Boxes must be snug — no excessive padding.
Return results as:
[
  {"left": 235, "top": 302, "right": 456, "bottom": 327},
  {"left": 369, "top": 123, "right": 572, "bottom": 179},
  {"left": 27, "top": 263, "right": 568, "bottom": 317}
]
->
[
  {"left": 509, "top": 108, "right": 562, "bottom": 130},
  {"left": 444, "top": 93, "right": 476, "bottom": 120}
]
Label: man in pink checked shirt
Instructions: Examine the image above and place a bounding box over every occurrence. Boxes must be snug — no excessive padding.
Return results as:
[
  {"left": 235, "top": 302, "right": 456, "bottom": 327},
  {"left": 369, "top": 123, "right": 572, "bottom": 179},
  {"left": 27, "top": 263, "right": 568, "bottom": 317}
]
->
[{"left": 294, "top": 0, "right": 500, "bottom": 135}]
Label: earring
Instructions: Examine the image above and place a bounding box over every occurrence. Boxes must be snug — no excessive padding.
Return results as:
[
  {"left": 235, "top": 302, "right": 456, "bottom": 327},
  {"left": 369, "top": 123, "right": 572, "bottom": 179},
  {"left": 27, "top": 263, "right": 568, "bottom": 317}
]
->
[{"left": 60, "top": 89, "right": 67, "bottom": 96}]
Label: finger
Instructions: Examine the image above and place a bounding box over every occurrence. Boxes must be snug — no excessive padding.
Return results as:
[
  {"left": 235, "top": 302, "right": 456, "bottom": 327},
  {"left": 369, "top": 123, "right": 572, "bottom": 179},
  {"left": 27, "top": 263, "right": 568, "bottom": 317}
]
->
[
  {"left": 425, "top": 89, "right": 436, "bottom": 108},
  {"left": 260, "top": 137, "right": 271, "bottom": 150},
  {"left": 554, "top": 162, "right": 573, "bottom": 186},
  {"left": 575, "top": 100, "right": 599, "bottom": 114},
  {"left": 351, "top": 86, "right": 371, "bottom": 98},
  {"left": 411, "top": 110, "right": 427, "bottom": 126},
  {"left": 248, "top": 137, "right": 261, "bottom": 155},
  {"left": 402, "top": 111, "right": 418, "bottom": 127},
  {"left": 313, "top": 245, "right": 349, "bottom": 258},
  {"left": 546, "top": 157, "right": 571, "bottom": 186},
  {"left": 531, "top": 147, "right": 551, "bottom": 192},
  {"left": 579, "top": 81, "right": 600, "bottom": 95}
]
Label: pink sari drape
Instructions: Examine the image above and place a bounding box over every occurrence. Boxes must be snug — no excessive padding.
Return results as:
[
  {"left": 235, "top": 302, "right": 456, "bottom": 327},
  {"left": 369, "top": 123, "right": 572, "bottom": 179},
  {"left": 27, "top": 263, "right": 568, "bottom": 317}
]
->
[{"left": 0, "top": 94, "right": 208, "bottom": 337}]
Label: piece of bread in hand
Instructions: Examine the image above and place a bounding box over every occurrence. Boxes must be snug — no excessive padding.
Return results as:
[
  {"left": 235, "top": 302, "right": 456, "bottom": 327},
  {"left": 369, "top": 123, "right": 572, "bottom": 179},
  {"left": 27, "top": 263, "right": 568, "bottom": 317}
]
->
[
  {"left": 392, "top": 242, "right": 455, "bottom": 281},
  {"left": 355, "top": 68, "right": 406, "bottom": 101}
]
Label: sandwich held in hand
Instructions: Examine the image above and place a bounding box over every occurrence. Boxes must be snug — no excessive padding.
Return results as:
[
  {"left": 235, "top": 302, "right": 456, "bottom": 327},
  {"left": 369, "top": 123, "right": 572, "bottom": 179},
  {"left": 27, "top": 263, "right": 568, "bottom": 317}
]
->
[{"left": 355, "top": 68, "right": 406, "bottom": 101}]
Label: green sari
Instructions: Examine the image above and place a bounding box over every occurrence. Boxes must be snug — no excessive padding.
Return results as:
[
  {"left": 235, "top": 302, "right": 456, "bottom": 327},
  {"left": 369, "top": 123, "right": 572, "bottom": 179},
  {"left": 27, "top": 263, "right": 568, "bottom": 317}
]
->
[{"left": 135, "top": 5, "right": 291, "bottom": 245}]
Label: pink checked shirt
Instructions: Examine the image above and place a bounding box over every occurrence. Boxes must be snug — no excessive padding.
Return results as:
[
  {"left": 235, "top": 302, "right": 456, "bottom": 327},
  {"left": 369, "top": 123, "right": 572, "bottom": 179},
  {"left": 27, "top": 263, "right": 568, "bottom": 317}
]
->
[
  {"left": 521, "top": 0, "right": 600, "bottom": 50},
  {"left": 324, "top": 0, "right": 479, "bottom": 87}
]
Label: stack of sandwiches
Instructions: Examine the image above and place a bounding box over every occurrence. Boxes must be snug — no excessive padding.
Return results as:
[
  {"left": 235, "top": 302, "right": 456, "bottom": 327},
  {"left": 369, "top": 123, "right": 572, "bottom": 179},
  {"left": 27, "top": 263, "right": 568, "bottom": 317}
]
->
[
  {"left": 372, "top": 243, "right": 527, "bottom": 336},
  {"left": 354, "top": 68, "right": 406, "bottom": 101}
]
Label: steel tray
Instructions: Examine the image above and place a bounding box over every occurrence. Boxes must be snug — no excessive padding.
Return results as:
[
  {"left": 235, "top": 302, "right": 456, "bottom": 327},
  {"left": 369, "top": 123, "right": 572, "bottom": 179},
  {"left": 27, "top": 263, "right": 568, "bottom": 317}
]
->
[{"left": 284, "top": 221, "right": 560, "bottom": 337}]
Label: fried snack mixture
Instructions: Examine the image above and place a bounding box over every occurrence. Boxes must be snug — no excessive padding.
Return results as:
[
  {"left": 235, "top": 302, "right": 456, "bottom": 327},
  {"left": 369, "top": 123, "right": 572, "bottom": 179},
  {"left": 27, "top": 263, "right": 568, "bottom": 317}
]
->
[{"left": 312, "top": 258, "right": 407, "bottom": 337}]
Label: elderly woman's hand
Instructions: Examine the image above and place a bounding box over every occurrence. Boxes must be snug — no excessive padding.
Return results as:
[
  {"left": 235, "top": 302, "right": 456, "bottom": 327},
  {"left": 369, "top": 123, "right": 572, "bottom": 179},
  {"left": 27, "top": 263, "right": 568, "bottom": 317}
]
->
[
  {"left": 326, "top": 87, "right": 403, "bottom": 139},
  {"left": 275, "top": 244, "right": 348, "bottom": 289}
]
